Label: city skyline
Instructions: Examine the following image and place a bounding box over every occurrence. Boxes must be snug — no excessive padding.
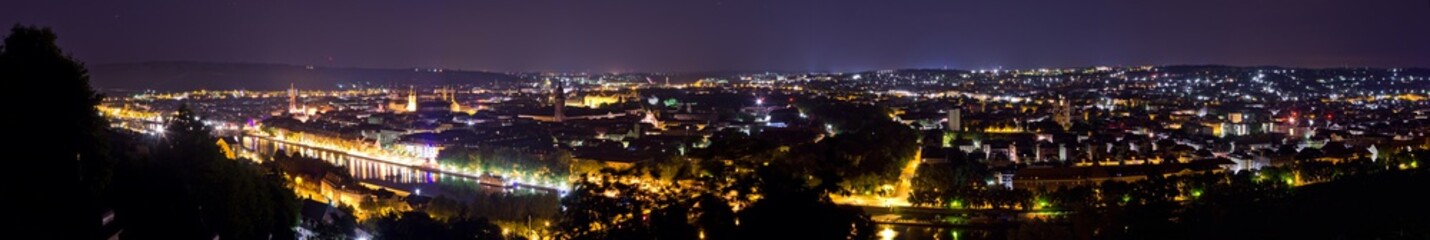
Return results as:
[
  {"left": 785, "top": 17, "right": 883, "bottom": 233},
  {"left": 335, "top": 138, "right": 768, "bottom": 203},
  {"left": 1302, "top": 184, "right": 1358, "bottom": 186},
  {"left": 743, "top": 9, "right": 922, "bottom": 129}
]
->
[
  {"left": 10, "top": 1, "right": 1429, "bottom": 239},
  {"left": 5, "top": 0, "right": 1430, "bottom": 72}
]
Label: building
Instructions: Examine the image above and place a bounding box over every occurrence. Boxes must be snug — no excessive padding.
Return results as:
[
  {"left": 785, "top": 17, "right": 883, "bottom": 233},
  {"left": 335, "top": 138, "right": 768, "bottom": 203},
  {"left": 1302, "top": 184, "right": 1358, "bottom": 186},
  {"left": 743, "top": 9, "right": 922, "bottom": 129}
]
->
[
  {"left": 1053, "top": 99, "right": 1072, "bottom": 130},
  {"left": 947, "top": 108, "right": 962, "bottom": 131},
  {"left": 288, "top": 83, "right": 301, "bottom": 114},
  {"left": 554, "top": 80, "right": 565, "bottom": 122},
  {"left": 406, "top": 86, "right": 418, "bottom": 112}
]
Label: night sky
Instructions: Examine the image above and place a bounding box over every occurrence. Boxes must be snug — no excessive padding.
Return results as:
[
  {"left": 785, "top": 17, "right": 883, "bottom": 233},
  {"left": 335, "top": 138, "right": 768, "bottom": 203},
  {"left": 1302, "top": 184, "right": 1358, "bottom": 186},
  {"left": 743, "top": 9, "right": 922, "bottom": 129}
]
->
[{"left": 4, "top": 0, "right": 1429, "bottom": 72}]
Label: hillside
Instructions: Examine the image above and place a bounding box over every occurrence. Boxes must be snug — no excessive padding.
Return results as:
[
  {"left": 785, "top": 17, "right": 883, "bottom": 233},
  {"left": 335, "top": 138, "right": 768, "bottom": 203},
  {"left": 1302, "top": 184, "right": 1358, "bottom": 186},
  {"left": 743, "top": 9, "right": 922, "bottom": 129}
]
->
[{"left": 89, "top": 62, "right": 525, "bottom": 91}]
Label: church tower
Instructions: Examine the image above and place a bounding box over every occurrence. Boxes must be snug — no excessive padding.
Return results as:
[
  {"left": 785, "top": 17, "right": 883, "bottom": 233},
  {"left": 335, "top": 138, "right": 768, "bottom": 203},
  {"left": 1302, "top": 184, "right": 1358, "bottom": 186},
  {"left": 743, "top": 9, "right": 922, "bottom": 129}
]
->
[
  {"left": 947, "top": 108, "right": 961, "bottom": 131},
  {"left": 288, "top": 83, "right": 297, "bottom": 113},
  {"left": 406, "top": 86, "right": 417, "bottom": 112},
  {"left": 1054, "top": 98, "right": 1073, "bottom": 130},
  {"left": 448, "top": 86, "right": 462, "bottom": 113},
  {"left": 553, "top": 80, "right": 565, "bottom": 122}
]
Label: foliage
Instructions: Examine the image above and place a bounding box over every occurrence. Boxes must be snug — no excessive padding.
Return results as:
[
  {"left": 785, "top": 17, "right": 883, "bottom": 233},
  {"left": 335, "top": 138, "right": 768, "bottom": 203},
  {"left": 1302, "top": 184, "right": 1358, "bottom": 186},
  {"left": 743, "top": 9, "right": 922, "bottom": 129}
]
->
[
  {"left": 440, "top": 146, "right": 573, "bottom": 185},
  {"left": 909, "top": 151, "right": 990, "bottom": 206},
  {"left": 900, "top": 144, "right": 1427, "bottom": 239},
  {"left": 559, "top": 145, "right": 877, "bottom": 240},
  {"left": 111, "top": 105, "right": 300, "bottom": 239},
  {"left": 558, "top": 174, "right": 667, "bottom": 240},
  {"left": 359, "top": 195, "right": 410, "bottom": 218},
  {"left": 734, "top": 165, "right": 876, "bottom": 239},
  {"left": 309, "top": 210, "right": 358, "bottom": 240},
  {"left": 1051, "top": 156, "right": 1425, "bottom": 239},
  {"left": 370, "top": 212, "right": 506, "bottom": 240},
  {"left": 796, "top": 100, "right": 922, "bottom": 193},
  {"left": 5, "top": 25, "right": 110, "bottom": 238},
  {"left": 425, "top": 193, "right": 561, "bottom": 224}
]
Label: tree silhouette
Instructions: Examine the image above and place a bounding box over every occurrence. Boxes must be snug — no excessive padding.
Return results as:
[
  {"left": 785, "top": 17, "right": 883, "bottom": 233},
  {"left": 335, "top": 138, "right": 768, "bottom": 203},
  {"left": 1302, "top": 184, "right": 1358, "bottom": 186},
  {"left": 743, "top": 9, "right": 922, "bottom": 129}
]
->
[
  {"left": 736, "top": 165, "right": 875, "bottom": 240},
  {"left": 113, "top": 104, "right": 299, "bottom": 239},
  {"left": 3, "top": 24, "right": 109, "bottom": 239},
  {"left": 161, "top": 105, "right": 223, "bottom": 172},
  {"left": 693, "top": 194, "right": 736, "bottom": 240}
]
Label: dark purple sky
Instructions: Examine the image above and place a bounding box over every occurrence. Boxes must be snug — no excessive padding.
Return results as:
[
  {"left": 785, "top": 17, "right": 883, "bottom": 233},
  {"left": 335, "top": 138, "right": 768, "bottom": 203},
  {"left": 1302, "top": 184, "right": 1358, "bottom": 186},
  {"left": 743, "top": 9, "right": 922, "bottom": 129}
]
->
[{"left": 5, "top": 0, "right": 1429, "bottom": 72}]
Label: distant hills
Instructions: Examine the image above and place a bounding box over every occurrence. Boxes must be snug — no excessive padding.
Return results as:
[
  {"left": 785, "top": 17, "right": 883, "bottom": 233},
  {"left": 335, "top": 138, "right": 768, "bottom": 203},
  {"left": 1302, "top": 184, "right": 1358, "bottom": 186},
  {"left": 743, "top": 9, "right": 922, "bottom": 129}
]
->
[
  {"left": 89, "top": 61, "right": 524, "bottom": 91},
  {"left": 90, "top": 62, "right": 1430, "bottom": 92}
]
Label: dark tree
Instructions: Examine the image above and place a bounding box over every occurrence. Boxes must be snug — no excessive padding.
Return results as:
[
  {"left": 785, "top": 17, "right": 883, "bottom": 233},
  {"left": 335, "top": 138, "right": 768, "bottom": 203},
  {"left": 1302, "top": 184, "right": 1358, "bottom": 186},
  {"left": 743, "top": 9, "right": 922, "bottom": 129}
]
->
[
  {"left": 161, "top": 105, "right": 223, "bottom": 171},
  {"left": 376, "top": 212, "right": 447, "bottom": 240},
  {"left": 363, "top": 209, "right": 508, "bottom": 240},
  {"left": 910, "top": 151, "right": 989, "bottom": 206},
  {"left": 736, "top": 166, "right": 876, "bottom": 240},
  {"left": 558, "top": 175, "right": 653, "bottom": 240},
  {"left": 693, "top": 194, "right": 736, "bottom": 240},
  {"left": 649, "top": 200, "right": 699, "bottom": 240},
  {"left": 112, "top": 104, "right": 299, "bottom": 239},
  {"left": 3, "top": 25, "right": 109, "bottom": 238},
  {"left": 448, "top": 217, "right": 506, "bottom": 240}
]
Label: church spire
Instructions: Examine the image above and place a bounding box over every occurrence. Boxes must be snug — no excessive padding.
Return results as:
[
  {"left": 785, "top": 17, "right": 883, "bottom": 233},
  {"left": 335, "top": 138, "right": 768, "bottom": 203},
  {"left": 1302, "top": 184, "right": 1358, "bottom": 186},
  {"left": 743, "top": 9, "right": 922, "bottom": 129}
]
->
[
  {"left": 287, "top": 83, "right": 298, "bottom": 114},
  {"left": 449, "top": 86, "right": 462, "bottom": 113},
  {"left": 406, "top": 85, "right": 417, "bottom": 112},
  {"left": 554, "top": 80, "right": 565, "bottom": 122}
]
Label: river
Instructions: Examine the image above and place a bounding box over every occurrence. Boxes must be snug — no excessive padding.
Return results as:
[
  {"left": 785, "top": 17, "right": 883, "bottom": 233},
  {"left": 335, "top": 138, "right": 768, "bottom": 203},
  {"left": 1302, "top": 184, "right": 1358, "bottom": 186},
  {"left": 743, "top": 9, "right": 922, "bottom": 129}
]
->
[
  {"left": 877, "top": 225, "right": 1001, "bottom": 240},
  {"left": 238, "top": 135, "right": 550, "bottom": 201}
]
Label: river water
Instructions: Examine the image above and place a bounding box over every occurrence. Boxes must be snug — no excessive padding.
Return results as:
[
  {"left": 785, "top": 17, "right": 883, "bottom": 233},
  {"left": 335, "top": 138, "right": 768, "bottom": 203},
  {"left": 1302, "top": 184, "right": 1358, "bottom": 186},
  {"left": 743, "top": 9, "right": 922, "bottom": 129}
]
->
[
  {"left": 876, "top": 225, "right": 1003, "bottom": 240},
  {"left": 238, "top": 135, "right": 548, "bottom": 200}
]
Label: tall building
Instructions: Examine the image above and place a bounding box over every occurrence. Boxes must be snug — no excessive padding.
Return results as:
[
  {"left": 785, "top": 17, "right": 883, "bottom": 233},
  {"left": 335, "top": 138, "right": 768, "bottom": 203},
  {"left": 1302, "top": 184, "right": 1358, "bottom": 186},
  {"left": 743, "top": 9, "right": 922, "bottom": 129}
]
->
[
  {"left": 1058, "top": 144, "right": 1068, "bottom": 162},
  {"left": 287, "top": 83, "right": 309, "bottom": 114},
  {"left": 447, "top": 87, "right": 462, "bottom": 113},
  {"left": 406, "top": 86, "right": 417, "bottom": 112},
  {"left": 1053, "top": 99, "right": 1072, "bottom": 130},
  {"left": 553, "top": 80, "right": 565, "bottom": 122},
  {"left": 947, "top": 108, "right": 962, "bottom": 131},
  {"left": 287, "top": 83, "right": 297, "bottom": 113}
]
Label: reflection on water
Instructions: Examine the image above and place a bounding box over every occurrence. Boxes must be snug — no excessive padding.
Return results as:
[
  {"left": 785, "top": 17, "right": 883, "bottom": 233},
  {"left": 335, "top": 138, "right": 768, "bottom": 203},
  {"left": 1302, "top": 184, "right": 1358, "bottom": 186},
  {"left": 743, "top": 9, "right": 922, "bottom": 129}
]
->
[
  {"left": 241, "top": 136, "right": 545, "bottom": 200},
  {"left": 878, "top": 225, "right": 1000, "bottom": 240}
]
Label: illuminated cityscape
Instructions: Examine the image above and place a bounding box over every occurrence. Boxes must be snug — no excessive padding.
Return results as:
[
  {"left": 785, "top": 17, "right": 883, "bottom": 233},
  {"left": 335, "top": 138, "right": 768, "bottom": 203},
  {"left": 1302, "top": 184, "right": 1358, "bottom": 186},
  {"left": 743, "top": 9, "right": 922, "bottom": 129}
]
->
[
  {"left": 90, "top": 65, "right": 1430, "bottom": 239},
  {"left": 12, "top": 1, "right": 1430, "bottom": 240}
]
